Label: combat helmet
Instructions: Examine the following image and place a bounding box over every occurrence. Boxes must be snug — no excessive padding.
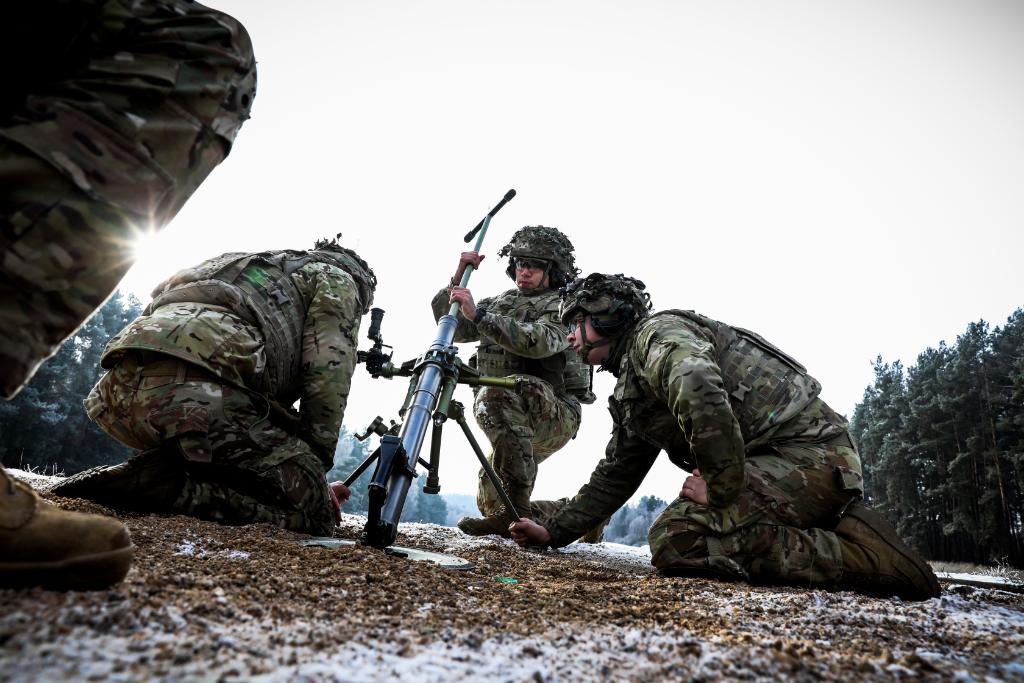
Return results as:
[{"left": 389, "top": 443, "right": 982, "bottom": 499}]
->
[
  {"left": 312, "top": 234, "right": 377, "bottom": 314},
  {"left": 497, "top": 226, "right": 580, "bottom": 288},
  {"left": 559, "top": 273, "right": 652, "bottom": 337}
]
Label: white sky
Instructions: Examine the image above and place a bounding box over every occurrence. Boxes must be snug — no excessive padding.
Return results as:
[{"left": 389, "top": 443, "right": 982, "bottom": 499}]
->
[{"left": 122, "top": 0, "right": 1024, "bottom": 504}]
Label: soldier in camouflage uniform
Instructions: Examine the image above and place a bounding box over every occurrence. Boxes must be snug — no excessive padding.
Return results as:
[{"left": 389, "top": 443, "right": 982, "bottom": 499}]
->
[
  {"left": 52, "top": 239, "right": 376, "bottom": 536},
  {"left": 1, "top": 0, "right": 254, "bottom": 589},
  {"left": 510, "top": 274, "right": 941, "bottom": 600},
  {"left": 431, "top": 226, "right": 600, "bottom": 537},
  {"left": 1, "top": 0, "right": 256, "bottom": 399}
]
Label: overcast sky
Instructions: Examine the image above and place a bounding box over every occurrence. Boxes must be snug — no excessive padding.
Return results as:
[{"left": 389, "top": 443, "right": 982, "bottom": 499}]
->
[{"left": 122, "top": 0, "right": 1024, "bottom": 504}]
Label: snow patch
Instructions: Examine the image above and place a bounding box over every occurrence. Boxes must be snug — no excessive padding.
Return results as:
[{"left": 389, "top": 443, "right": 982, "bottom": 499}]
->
[{"left": 173, "top": 538, "right": 250, "bottom": 561}]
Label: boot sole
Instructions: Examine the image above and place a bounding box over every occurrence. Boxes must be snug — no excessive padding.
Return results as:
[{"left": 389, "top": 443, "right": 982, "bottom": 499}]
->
[
  {"left": 845, "top": 505, "right": 941, "bottom": 599},
  {"left": 0, "top": 544, "right": 134, "bottom": 591}
]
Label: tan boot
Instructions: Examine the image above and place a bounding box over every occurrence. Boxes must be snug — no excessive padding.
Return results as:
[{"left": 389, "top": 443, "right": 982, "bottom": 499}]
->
[
  {"left": 836, "top": 502, "right": 940, "bottom": 600},
  {"left": 458, "top": 484, "right": 531, "bottom": 538},
  {"left": 0, "top": 466, "right": 133, "bottom": 590},
  {"left": 457, "top": 511, "right": 516, "bottom": 538}
]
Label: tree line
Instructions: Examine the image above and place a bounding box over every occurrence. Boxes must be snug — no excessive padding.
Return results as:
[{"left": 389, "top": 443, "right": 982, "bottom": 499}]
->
[
  {"left": 850, "top": 309, "right": 1024, "bottom": 567},
  {"left": 0, "top": 292, "right": 142, "bottom": 474}
]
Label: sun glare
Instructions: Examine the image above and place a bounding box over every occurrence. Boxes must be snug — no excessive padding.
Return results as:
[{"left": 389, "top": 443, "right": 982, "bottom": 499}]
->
[
  {"left": 131, "top": 226, "right": 161, "bottom": 263},
  {"left": 119, "top": 225, "right": 194, "bottom": 302}
]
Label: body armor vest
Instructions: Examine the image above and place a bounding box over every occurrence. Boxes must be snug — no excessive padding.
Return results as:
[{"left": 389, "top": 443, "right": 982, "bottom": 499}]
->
[
  {"left": 147, "top": 250, "right": 318, "bottom": 399},
  {"left": 475, "top": 290, "right": 595, "bottom": 404},
  {"left": 663, "top": 310, "right": 821, "bottom": 441},
  {"left": 612, "top": 311, "right": 821, "bottom": 453}
]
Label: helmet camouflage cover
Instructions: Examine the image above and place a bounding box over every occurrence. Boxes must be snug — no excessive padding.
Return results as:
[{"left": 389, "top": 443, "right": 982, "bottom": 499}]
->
[
  {"left": 497, "top": 225, "right": 580, "bottom": 285},
  {"left": 559, "top": 273, "right": 652, "bottom": 336},
  {"left": 312, "top": 235, "right": 377, "bottom": 314}
]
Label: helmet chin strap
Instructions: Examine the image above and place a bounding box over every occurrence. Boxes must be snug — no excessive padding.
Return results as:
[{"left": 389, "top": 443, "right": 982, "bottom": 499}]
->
[{"left": 575, "top": 316, "right": 613, "bottom": 363}]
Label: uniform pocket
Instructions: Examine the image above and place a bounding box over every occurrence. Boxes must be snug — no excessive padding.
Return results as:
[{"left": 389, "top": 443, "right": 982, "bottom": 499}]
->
[{"left": 148, "top": 396, "right": 215, "bottom": 463}]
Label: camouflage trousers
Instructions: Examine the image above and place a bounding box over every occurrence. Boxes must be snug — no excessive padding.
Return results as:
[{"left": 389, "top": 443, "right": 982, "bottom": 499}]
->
[
  {"left": 85, "top": 355, "right": 334, "bottom": 536},
  {"left": 648, "top": 431, "right": 862, "bottom": 587},
  {"left": 472, "top": 379, "right": 580, "bottom": 518},
  {"left": 0, "top": 0, "right": 255, "bottom": 399}
]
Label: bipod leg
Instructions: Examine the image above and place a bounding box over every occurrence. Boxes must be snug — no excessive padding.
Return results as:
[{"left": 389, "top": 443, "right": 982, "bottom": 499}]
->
[
  {"left": 423, "top": 418, "right": 442, "bottom": 494},
  {"left": 343, "top": 445, "right": 381, "bottom": 488},
  {"left": 449, "top": 401, "right": 520, "bottom": 520}
]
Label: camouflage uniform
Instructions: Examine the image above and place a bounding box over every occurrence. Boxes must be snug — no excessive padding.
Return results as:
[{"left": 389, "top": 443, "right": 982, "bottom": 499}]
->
[
  {"left": 0, "top": 0, "right": 256, "bottom": 399},
  {"left": 431, "top": 285, "right": 594, "bottom": 519},
  {"left": 55, "top": 247, "right": 374, "bottom": 536},
  {"left": 544, "top": 309, "right": 863, "bottom": 586}
]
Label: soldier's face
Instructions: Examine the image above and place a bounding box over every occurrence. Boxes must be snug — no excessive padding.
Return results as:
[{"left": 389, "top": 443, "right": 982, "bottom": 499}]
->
[
  {"left": 567, "top": 315, "right": 611, "bottom": 365},
  {"left": 514, "top": 259, "right": 549, "bottom": 290}
]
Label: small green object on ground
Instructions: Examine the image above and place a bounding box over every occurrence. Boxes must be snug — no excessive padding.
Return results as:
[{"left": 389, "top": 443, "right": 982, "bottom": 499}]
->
[{"left": 494, "top": 577, "right": 518, "bottom": 583}]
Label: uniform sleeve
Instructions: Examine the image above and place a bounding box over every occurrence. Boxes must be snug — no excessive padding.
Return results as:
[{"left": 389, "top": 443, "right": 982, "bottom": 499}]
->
[
  {"left": 292, "top": 263, "right": 364, "bottom": 464},
  {"left": 638, "top": 325, "right": 746, "bottom": 508},
  {"left": 544, "top": 423, "right": 661, "bottom": 548},
  {"left": 430, "top": 286, "right": 484, "bottom": 343},
  {"left": 475, "top": 293, "right": 569, "bottom": 359}
]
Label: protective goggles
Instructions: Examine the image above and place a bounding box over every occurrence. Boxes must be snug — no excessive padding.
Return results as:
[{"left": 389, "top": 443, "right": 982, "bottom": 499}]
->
[{"left": 513, "top": 257, "right": 548, "bottom": 271}]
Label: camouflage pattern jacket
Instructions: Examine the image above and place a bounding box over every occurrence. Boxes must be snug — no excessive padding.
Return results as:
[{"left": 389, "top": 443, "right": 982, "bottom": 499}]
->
[
  {"left": 0, "top": 0, "right": 255, "bottom": 227},
  {"left": 101, "top": 251, "right": 364, "bottom": 463},
  {"left": 544, "top": 310, "right": 850, "bottom": 548},
  {"left": 430, "top": 286, "right": 594, "bottom": 407}
]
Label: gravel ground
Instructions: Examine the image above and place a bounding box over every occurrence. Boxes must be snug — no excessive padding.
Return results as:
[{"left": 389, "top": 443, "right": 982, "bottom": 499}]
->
[{"left": 3, "top": 474, "right": 1024, "bottom": 682}]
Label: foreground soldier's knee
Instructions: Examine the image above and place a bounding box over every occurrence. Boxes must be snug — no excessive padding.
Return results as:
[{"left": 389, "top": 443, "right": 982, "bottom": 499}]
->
[
  {"left": 648, "top": 517, "right": 709, "bottom": 569},
  {"left": 648, "top": 513, "right": 750, "bottom": 581}
]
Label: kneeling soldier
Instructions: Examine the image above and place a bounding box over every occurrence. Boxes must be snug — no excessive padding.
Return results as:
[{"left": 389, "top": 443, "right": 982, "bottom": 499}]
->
[
  {"left": 432, "top": 226, "right": 600, "bottom": 538},
  {"left": 511, "top": 273, "right": 940, "bottom": 600},
  {"left": 54, "top": 239, "right": 374, "bottom": 536}
]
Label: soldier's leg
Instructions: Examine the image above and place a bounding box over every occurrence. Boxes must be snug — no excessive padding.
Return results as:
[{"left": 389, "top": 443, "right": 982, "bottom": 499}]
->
[
  {"left": 156, "top": 380, "right": 335, "bottom": 536},
  {"left": 53, "top": 354, "right": 190, "bottom": 507},
  {"left": 648, "top": 496, "right": 845, "bottom": 585},
  {"left": 0, "top": 0, "right": 254, "bottom": 398},
  {"left": 648, "top": 438, "right": 858, "bottom": 586},
  {"left": 0, "top": 149, "right": 136, "bottom": 398},
  {"left": 59, "top": 358, "right": 334, "bottom": 535},
  {"left": 473, "top": 380, "right": 579, "bottom": 512},
  {"left": 465, "top": 382, "right": 594, "bottom": 537},
  {"left": 472, "top": 387, "right": 535, "bottom": 519},
  {"left": 522, "top": 392, "right": 610, "bottom": 541}
]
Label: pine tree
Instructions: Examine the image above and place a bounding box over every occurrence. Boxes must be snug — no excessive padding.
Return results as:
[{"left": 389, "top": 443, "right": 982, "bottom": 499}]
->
[
  {"left": 604, "top": 495, "right": 668, "bottom": 546},
  {"left": 0, "top": 292, "right": 141, "bottom": 473},
  {"left": 853, "top": 310, "right": 1024, "bottom": 567}
]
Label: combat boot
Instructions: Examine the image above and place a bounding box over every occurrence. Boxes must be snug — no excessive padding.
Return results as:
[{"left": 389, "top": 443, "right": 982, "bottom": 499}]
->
[
  {"left": 457, "top": 509, "right": 518, "bottom": 537},
  {"left": 457, "top": 486, "right": 531, "bottom": 538},
  {"left": 835, "top": 502, "right": 941, "bottom": 600},
  {"left": 51, "top": 447, "right": 183, "bottom": 510},
  {"left": 0, "top": 466, "right": 133, "bottom": 590}
]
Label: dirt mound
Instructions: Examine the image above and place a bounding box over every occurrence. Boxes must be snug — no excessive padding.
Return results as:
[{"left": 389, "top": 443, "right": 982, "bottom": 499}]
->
[{"left": 3, "top": 483, "right": 1023, "bottom": 681}]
